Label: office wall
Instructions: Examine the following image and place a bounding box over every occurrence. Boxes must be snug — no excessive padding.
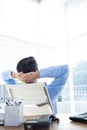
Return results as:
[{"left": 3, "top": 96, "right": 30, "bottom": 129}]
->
[
  {"left": 39, "top": 0, "right": 65, "bottom": 47},
  {"left": 0, "top": 0, "right": 39, "bottom": 43},
  {"left": 0, "top": 0, "right": 66, "bottom": 47}
]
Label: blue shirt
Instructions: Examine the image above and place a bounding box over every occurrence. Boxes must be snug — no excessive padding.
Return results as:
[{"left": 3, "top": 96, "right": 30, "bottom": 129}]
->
[{"left": 2, "top": 65, "right": 69, "bottom": 114}]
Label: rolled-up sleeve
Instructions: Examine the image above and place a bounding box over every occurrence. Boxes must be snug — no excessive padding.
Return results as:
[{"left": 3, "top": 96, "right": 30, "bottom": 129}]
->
[{"left": 2, "top": 70, "right": 17, "bottom": 84}]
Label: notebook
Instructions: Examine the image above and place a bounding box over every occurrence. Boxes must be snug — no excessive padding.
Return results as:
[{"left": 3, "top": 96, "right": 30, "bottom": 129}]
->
[{"left": 69, "top": 112, "right": 87, "bottom": 123}]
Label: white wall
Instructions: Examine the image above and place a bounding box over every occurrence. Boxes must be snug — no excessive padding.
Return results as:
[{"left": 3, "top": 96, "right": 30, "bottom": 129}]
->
[
  {"left": 39, "top": 0, "right": 65, "bottom": 47},
  {"left": 0, "top": 0, "right": 39, "bottom": 43},
  {"left": 0, "top": 0, "right": 66, "bottom": 47}
]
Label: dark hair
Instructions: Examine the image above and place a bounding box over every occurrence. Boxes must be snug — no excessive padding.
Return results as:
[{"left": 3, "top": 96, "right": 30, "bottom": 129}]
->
[{"left": 16, "top": 56, "right": 38, "bottom": 73}]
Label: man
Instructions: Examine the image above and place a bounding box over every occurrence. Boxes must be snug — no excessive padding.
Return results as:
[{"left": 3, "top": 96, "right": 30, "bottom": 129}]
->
[{"left": 2, "top": 56, "right": 69, "bottom": 121}]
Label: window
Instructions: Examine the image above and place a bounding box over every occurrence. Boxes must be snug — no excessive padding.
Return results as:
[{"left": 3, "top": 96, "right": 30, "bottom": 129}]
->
[{"left": 58, "top": 0, "right": 87, "bottom": 113}]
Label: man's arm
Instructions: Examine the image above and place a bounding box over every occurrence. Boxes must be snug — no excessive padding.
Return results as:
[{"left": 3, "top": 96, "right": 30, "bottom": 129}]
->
[
  {"left": 40, "top": 65, "right": 69, "bottom": 78},
  {"left": 40, "top": 65, "right": 69, "bottom": 100}
]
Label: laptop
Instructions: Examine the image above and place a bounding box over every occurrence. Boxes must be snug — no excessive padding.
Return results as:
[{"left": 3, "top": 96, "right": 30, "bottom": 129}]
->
[{"left": 69, "top": 112, "right": 87, "bottom": 123}]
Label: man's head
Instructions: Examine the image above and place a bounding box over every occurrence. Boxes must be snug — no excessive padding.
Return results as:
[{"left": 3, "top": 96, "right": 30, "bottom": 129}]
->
[{"left": 16, "top": 56, "right": 38, "bottom": 73}]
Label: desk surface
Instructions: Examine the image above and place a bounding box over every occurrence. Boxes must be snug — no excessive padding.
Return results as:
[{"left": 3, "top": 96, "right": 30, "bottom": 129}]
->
[{"left": 0, "top": 114, "right": 87, "bottom": 130}]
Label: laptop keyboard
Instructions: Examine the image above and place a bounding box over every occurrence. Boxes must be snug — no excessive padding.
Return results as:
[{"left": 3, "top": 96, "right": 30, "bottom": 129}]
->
[{"left": 69, "top": 112, "right": 87, "bottom": 123}]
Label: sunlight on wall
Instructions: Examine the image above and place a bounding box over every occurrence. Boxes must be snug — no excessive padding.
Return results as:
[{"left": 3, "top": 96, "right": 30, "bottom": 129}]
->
[
  {"left": 67, "top": 1, "right": 87, "bottom": 41},
  {"left": 39, "top": 0, "right": 65, "bottom": 47},
  {"left": 66, "top": 1, "right": 87, "bottom": 67},
  {"left": 0, "top": 0, "right": 66, "bottom": 47},
  {"left": 0, "top": 0, "right": 39, "bottom": 43}
]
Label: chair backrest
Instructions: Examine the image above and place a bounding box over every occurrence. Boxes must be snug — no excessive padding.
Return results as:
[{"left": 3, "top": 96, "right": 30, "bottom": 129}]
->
[{"left": 6, "top": 82, "right": 53, "bottom": 116}]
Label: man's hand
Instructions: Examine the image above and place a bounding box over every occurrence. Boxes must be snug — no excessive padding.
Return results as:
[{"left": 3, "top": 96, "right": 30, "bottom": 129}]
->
[{"left": 17, "top": 71, "right": 40, "bottom": 83}]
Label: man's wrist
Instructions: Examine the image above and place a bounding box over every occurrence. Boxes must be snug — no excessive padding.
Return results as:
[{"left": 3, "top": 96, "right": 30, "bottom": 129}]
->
[{"left": 11, "top": 71, "right": 18, "bottom": 78}]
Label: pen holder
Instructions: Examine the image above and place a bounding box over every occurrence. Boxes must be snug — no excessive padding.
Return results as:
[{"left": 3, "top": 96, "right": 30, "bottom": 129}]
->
[{"left": 4, "top": 103, "right": 23, "bottom": 126}]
